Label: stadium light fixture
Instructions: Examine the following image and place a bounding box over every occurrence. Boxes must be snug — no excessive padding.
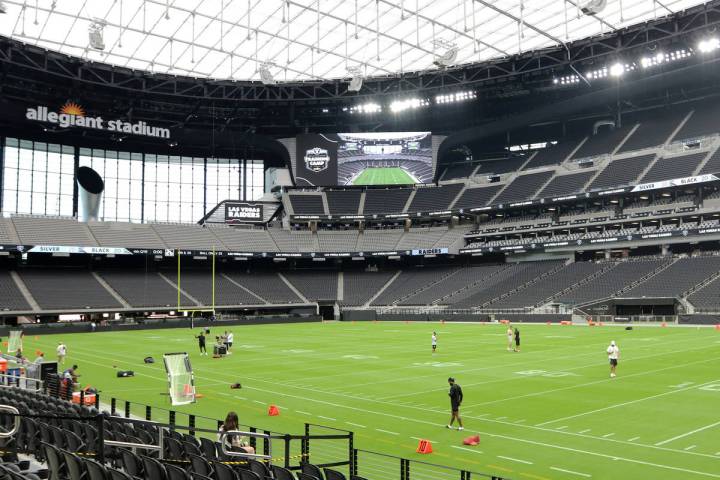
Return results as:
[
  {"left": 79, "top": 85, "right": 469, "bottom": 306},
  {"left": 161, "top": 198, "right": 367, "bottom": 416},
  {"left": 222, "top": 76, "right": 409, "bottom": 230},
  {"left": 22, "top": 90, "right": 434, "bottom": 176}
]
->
[
  {"left": 88, "top": 20, "right": 106, "bottom": 51},
  {"left": 389, "top": 98, "right": 429, "bottom": 113},
  {"left": 609, "top": 63, "right": 625, "bottom": 77},
  {"left": 349, "top": 103, "right": 382, "bottom": 114},
  {"left": 435, "top": 90, "right": 477, "bottom": 104},
  {"left": 698, "top": 37, "right": 720, "bottom": 53}
]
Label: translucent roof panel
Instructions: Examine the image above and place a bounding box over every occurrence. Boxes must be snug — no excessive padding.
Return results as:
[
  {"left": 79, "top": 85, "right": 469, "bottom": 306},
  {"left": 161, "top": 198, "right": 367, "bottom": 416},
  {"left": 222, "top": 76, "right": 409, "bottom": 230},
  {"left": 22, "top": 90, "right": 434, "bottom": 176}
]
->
[{"left": 0, "top": 0, "right": 709, "bottom": 82}]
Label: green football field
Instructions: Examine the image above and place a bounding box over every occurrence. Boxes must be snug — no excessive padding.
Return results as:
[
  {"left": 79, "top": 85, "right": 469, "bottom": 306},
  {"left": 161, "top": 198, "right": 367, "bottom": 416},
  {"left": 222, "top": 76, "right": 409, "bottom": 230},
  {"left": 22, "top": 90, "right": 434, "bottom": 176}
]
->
[
  {"left": 351, "top": 167, "right": 416, "bottom": 185},
  {"left": 24, "top": 322, "right": 720, "bottom": 480}
]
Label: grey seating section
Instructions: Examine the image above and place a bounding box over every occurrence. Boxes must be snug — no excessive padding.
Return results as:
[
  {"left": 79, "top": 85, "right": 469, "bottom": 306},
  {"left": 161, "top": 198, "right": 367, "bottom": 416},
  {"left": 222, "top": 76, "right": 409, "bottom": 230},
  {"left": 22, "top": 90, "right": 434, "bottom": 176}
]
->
[
  {"left": 164, "top": 271, "right": 262, "bottom": 306},
  {"left": 269, "top": 230, "right": 316, "bottom": 252},
  {"left": 99, "top": 270, "right": 194, "bottom": 308},
  {"left": 639, "top": 152, "right": 707, "bottom": 183},
  {"left": 434, "top": 225, "right": 474, "bottom": 248},
  {"left": 624, "top": 256, "right": 720, "bottom": 298},
  {"left": 442, "top": 164, "right": 477, "bottom": 180},
  {"left": 209, "top": 227, "right": 279, "bottom": 251},
  {"left": 0, "top": 270, "right": 31, "bottom": 311},
  {"left": 289, "top": 195, "right": 325, "bottom": 215},
  {"left": 317, "top": 231, "right": 360, "bottom": 252},
  {"left": 283, "top": 271, "right": 338, "bottom": 302},
  {"left": 556, "top": 258, "right": 670, "bottom": 305},
  {"left": 453, "top": 185, "right": 503, "bottom": 209},
  {"left": 19, "top": 269, "right": 122, "bottom": 310},
  {"left": 341, "top": 271, "right": 397, "bottom": 306},
  {"left": 672, "top": 104, "right": 719, "bottom": 142},
  {"left": 398, "top": 264, "right": 508, "bottom": 305},
  {"left": 151, "top": 223, "right": 223, "bottom": 250},
  {"left": 0, "top": 218, "right": 20, "bottom": 244},
  {"left": 407, "top": 184, "right": 464, "bottom": 212},
  {"left": 223, "top": 271, "right": 303, "bottom": 303},
  {"left": 396, "top": 227, "right": 449, "bottom": 250},
  {"left": 363, "top": 189, "right": 412, "bottom": 214},
  {"left": 89, "top": 222, "right": 167, "bottom": 248},
  {"left": 489, "top": 262, "right": 606, "bottom": 308},
  {"left": 476, "top": 156, "right": 526, "bottom": 175},
  {"left": 618, "top": 111, "right": 684, "bottom": 152},
  {"left": 12, "top": 216, "right": 98, "bottom": 246},
  {"left": 537, "top": 171, "right": 595, "bottom": 198},
  {"left": 451, "top": 261, "right": 563, "bottom": 308},
  {"left": 371, "top": 266, "right": 459, "bottom": 305},
  {"left": 493, "top": 171, "right": 554, "bottom": 204},
  {"left": 688, "top": 274, "right": 720, "bottom": 311},
  {"left": 523, "top": 140, "right": 580, "bottom": 169},
  {"left": 699, "top": 148, "right": 720, "bottom": 175},
  {"left": 325, "top": 190, "right": 362, "bottom": 215},
  {"left": 356, "top": 229, "right": 402, "bottom": 251},
  {"left": 587, "top": 154, "right": 655, "bottom": 191},
  {"left": 571, "top": 125, "right": 635, "bottom": 159}
]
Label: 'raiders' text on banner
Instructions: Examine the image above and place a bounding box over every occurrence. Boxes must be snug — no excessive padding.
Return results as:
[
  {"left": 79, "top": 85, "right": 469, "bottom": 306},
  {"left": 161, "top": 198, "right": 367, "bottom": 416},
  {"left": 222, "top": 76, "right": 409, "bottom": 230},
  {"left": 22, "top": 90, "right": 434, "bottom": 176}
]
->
[{"left": 225, "top": 202, "right": 264, "bottom": 223}]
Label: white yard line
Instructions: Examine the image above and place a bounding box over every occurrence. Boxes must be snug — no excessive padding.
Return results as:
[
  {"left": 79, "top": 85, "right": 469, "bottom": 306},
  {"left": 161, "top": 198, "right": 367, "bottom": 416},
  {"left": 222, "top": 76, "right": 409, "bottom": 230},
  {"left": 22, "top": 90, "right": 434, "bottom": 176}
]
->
[
  {"left": 578, "top": 429, "right": 591, "bottom": 434},
  {"left": 684, "top": 445, "right": 697, "bottom": 451},
  {"left": 628, "top": 437, "right": 640, "bottom": 442},
  {"left": 295, "top": 410, "right": 312, "bottom": 416},
  {"left": 655, "top": 420, "right": 720, "bottom": 446},
  {"left": 252, "top": 400, "right": 265, "bottom": 405},
  {"left": 556, "top": 425, "right": 568, "bottom": 430},
  {"left": 550, "top": 466, "right": 592, "bottom": 477},
  {"left": 411, "top": 436, "right": 438, "bottom": 444},
  {"left": 375, "top": 429, "right": 399, "bottom": 436},
  {"left": 317, "top": 415, "right": 336, "bottom": 421},
  {"left": 345, "top": 422, "right": 366, "bottom": 428},
  {"left": 602, "top": 433, "right": 615, "bottom": 438},
  {"left": 451, "top": 446, "right": 483, "bottom": 454},
  {"left": 535, "top": 379, "right": 720, "bottom": 427},
  {"left": 497, "top": 455, "right": 533, "bottom": 465}
]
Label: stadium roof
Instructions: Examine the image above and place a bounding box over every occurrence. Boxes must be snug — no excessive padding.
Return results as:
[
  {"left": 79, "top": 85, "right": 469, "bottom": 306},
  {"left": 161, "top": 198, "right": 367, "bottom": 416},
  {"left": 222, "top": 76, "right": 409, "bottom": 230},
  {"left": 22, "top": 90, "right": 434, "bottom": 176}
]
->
[{"left": 0, "top": 0, "right": 709, "bottom": 82}]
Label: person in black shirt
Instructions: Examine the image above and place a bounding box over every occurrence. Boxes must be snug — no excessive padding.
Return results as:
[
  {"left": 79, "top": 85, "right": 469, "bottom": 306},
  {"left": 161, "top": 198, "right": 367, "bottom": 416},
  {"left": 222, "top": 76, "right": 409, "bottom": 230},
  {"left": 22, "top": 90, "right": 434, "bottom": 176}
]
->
[
  {"left": 196, "top": 332, "right": 207, "bottom": 356},
  {"left": 514, "top": 328, "right": 521, "bottom": 352},
  {"left": 446, "top": 377, "right": 464, "bottom": 430}
]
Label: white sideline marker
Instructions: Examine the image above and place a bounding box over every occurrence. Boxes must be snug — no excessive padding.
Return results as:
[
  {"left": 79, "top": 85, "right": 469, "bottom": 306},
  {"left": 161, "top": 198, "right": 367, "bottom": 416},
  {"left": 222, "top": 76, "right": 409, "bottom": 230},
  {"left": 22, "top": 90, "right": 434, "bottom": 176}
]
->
[
  {"left": 452, "top": 446, "right": 483, "bottom": 454},
  {"left": 551, "top": 467, "right": 592, "bottom": 477},
  {"left": 376, "top": 429, "right": 399, "bottom": 436},
  {"left": 628, "top": 436, "right": 640, "bottom": 442},
  {"left": 346, "top": 422, "right": 366, "bottom": 428},
  {"left": 603, "top": 433, "right": 615, "bottom": 438},
  {"left": 685, "top": 445, "right": 697, "bottom": 451},
  {"left": 556, "top": 425, "right": 568, "bottom": 430},
  {"left": 252, "top": 400, "right": 265, "bottom": 405},
  {"left": 655, "top": 420, "right": 720, "bottom": 446},
  {"left": 296, "top": 411, "right": 312, "bottom": 416},
  {"left": 411, "top": 436, "right": 438, "bottom": 444},
  {"left": 317, "top": 415, "right": 336, "bottom": 421},
  {"left": 497, "top": 455, "right": 532, "bottom": 465},
  {"left": 578, "top": 429, "right": 591, "bottom": 434}
]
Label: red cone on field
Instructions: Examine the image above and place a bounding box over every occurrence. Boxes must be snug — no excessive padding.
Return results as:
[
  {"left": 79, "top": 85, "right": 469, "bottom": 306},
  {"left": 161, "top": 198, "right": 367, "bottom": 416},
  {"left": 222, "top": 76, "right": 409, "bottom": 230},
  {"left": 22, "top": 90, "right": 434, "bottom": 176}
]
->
[
  {"left": 416, "top": 439, "right": 432, "bottom": 454},
  {"left": 268, "top": 405, "right": 280, "bottom": 416}
]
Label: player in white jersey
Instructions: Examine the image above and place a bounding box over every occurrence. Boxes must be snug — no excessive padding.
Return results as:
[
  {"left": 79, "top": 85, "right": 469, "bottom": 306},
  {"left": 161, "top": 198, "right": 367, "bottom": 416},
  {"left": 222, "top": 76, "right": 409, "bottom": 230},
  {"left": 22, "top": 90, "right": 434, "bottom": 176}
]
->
[
  {"left": 507, "top": 326, "right": 514, "bottom": 351},
  {"left": 431, "top": 332, "right": 438, "bottom": 353},
  {"left": 607, "top": 340, "right": 620, "bottom": 377},
  {"left": 56, "top": 342, "right": 67, "bottom": 364}
]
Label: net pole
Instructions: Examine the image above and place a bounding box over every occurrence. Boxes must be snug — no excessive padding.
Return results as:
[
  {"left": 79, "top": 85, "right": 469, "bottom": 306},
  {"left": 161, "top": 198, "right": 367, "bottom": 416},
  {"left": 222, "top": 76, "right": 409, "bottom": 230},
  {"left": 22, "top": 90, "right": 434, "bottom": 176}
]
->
[
  {"left": 177, "top": 249, "right": 181, "bottom": 312},
  {"left": 212, "top": 246, "right": 216, "bottom": 313}
]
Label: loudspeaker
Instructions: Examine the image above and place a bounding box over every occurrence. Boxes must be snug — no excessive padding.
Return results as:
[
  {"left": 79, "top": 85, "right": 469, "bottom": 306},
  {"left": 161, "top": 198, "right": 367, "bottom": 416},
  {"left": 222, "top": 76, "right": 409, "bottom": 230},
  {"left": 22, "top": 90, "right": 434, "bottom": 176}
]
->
[
  {"left": 144, "top": 357, "right": 154, "bottom": 364},
  {"left": 116, "top": 370, "right": 134, "bottom": 378}
]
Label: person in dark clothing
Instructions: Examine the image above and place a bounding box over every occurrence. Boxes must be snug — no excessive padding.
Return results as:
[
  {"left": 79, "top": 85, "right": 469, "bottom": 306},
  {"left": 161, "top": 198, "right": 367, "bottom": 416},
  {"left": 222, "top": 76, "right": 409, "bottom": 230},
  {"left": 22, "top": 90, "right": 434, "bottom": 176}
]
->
[
  {"left": 196, "top": 332, "right": 207, "bottom": 355},
  {"left": 514, "top": 328, "right": 521, "bottom": 352},
  {"left": 446, "top": 377, "right": 464, "bottom": 430}
]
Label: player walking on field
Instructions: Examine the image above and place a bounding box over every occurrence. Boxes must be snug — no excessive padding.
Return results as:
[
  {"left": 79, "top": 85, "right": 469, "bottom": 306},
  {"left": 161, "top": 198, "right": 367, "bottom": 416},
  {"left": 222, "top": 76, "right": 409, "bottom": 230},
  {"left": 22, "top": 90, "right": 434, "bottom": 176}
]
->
[
  {"left": 56, "top": 342, "right": 67, "bottom": 364},
  {"left": 507, "top": 326, "right": 514, "bottom": 351},
  {"left": 607, "top": 340, "right": 620, "bottom": 377},
  {"left": 446, "top": 377, "right": 464, "bottom": 430},
  {"left": 431, "top": 331, "right": 438, "bottom": 353}
]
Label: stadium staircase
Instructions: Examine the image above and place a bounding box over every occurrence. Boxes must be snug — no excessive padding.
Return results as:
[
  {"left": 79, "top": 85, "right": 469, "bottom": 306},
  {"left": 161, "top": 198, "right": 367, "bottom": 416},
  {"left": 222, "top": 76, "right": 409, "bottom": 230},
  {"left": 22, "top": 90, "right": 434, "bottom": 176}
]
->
[
  {"left": 677, "top": 266, "right": 720, "bottom": 314},
  {"left": 432, "top": 264, "right": 513, "bottom": 305},
  {"left": 157, "top": 272, "right": 202, "bottom": 306},
  {"left": 583, "top": 257, "right": 678, "bottom": 304},
  {"left": 480, "top": 261, "right": 567, "bottom": 308},
  {"left": 91, "top": 272, "right": 132, "bottom": 309},
  {"left": 278, "top": 273, "right": 310, "bottom": 303},
  {"left": 401, "top": 190, "right": 416, "bottom": 213},
  {"left": 10, "top": 271, "right": 40, "bottom": 311},
  {"left": 692, "top": 141, "right": 720, "bottom": 175},
  {"left": 220, "top": 273, "right": 268, "bottom": 303},
  {"left": 357, "top": 191, "right": 366, "bottom": 214},
  {"left": 362, "top": 271, "right": 402, "bottom": 308},
  {"left": 534, "top": 262, "right": 619, "bottom": 309}
]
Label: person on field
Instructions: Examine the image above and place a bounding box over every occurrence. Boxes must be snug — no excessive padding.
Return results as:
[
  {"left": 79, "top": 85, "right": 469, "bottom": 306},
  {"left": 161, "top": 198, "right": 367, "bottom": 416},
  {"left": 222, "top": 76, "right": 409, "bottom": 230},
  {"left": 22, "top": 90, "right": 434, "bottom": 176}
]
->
[
  {"left": 218, "top": 411, "right": 255, "bottom": 454},
  {"left": 607, "top": 340, "right": 620, "bottom": 378},
  {"left": 514, "top": 328, "right": 521, "bottom": 352},
  {"left": 446, "top": 377, "right": 464, "bottom": 431},
  {"left": 196, "top": 331, "right": 207, "bottom": 355},
  {"left": 56, "top": 342, "right": 67, "bottom": 364},
  {"left": 506, "top": 326, "right": 514, "bottom": 351},
  {"left": 431, "top": 331, "right": 438, "bottom": 354}
]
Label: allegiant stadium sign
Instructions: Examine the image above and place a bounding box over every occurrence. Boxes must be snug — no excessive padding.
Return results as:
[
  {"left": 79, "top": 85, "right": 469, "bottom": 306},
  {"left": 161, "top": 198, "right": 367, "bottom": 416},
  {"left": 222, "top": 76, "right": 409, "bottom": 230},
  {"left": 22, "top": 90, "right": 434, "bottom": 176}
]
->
[{"left": 25, "top": 102, "right": 171, "bottom": 139}]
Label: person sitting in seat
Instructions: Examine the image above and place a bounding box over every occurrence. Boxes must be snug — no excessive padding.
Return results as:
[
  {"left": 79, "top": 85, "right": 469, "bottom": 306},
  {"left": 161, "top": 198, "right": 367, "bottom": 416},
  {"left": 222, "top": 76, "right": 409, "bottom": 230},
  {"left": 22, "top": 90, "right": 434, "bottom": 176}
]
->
[{"left": 218, "top": 411, "right": 255, "bottom": 454}]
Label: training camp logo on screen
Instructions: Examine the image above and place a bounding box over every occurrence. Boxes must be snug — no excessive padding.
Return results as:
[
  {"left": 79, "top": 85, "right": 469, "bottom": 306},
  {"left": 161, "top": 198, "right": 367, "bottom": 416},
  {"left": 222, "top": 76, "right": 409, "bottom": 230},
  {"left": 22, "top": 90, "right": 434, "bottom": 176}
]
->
[{"left": 304, "top": 147, "right": 331, "bottom": 172}]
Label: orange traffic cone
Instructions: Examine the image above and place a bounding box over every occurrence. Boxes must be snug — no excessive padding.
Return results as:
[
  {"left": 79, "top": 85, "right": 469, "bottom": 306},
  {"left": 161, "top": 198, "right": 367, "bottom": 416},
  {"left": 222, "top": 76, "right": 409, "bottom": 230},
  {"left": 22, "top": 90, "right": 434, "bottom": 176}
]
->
[
  {"left": 715, "top": 324, "right": 720, "bottom": 331},
  {"left": 416, "top": 439, "right": 433, "bottom": 454},
  {"left": 268, "top": 405, "right": 280, "bottom": 416},
  {"left": 661, "top": 322, "right": 667, "bottom": 328}
]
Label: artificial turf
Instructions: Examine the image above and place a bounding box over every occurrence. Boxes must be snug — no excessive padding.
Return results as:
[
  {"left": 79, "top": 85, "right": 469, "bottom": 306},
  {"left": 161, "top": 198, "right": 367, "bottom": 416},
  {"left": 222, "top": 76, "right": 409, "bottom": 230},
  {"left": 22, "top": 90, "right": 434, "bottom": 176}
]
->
[
  {"left": 351, "top": 167, "right": 416, "bottom": 185},
  {"left": 24, "top": 322, "right": 720, "bottom": 479}
]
